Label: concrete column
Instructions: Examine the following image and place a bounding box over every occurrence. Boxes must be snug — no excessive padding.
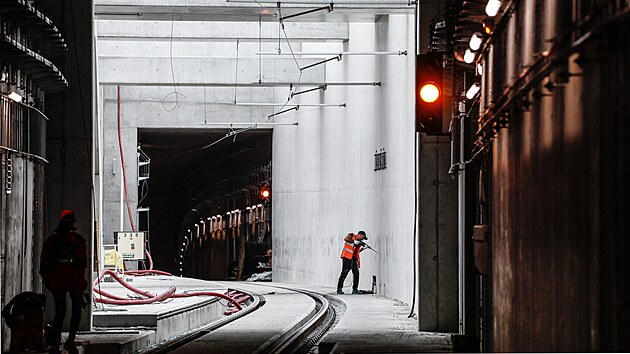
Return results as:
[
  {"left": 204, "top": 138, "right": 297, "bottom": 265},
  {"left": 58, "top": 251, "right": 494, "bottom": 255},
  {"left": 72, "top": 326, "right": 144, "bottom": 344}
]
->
[{"left": 41, "top": 0, "right": 94, "bottom": 331}]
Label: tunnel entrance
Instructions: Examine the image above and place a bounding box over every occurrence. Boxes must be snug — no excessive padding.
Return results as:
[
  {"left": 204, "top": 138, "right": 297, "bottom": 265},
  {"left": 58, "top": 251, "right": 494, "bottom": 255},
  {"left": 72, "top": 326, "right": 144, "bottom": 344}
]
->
[{"left": 137, "top": 128, "right": 272, "bottom": 280}]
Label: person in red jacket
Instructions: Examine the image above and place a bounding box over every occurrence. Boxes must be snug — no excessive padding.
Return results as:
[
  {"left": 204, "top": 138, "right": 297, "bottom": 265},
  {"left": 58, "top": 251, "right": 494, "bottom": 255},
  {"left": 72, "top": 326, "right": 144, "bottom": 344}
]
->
[
  {"left": 40, "top": 210, "right": 87, "bottom": 354},
  {"left": 336, "top": 230, "right": 367, "bottom": 294}
]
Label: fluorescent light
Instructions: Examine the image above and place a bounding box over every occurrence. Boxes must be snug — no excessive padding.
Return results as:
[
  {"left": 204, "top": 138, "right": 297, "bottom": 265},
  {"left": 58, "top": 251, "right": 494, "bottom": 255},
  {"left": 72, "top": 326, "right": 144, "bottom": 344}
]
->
[
  {"left": 7, "top": 92, "right": 22, "bottom": 103},
  {"left": 466, "top": 83, "right": 481, "bottom": 100},
  {"left": 485, "top": 0, "right": 501, "bottom": 17},
  {"left": 464, "top": 49, "right": 476, "bottom": 64},
  {"left": 469, "top": 33, "right": 483, "bottom": 51},
  {"left": 477, "top": 63, "right": 484, "bottom": 76}
]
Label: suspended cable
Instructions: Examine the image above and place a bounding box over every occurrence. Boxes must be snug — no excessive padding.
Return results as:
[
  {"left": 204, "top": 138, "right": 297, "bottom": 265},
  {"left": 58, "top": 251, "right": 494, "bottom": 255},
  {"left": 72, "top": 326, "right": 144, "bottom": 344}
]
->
[
  {"left": 173, "top": 0, "right": 312, "bottom": 160},
  {"left": 259, "top": 15, "right": 262, "bottom": 84},
  {"left": 162, "top": 15, "right": 187, "bottom": 112},
  {"left": 234, "top": 38, "right": 240, "bottom": 104}
]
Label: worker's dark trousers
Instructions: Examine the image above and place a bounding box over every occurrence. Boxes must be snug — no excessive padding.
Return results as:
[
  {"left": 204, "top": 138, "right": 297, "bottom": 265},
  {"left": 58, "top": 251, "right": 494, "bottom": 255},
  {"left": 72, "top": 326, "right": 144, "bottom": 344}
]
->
[
  {"left": 337, "top": 258, "right": 359, "bottom": 291},
  {"left": 51, "top": 289, "right": 83, "bottom": 344}
]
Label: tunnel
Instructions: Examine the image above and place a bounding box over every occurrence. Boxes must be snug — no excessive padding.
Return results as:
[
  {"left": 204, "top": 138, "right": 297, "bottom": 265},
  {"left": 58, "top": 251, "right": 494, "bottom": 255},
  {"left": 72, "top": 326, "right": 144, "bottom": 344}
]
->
[{"left": 138, "top": 128, "right": 272, "bottom": 278}]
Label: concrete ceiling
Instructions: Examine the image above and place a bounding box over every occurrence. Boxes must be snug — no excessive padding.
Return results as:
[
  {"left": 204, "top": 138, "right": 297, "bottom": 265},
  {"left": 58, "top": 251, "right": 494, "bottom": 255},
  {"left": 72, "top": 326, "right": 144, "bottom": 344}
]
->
[{"left": 94, "top": 0, "right": 413, "bottom": 22}]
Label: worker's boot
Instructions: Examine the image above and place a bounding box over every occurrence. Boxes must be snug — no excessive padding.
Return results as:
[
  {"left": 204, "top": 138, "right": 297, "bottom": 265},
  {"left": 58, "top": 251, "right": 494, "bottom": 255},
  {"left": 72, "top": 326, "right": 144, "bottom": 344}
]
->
[
  {"left": 64, "top": 340, "right": 79, "bottom": 354},
  {"left": 336, "top": 289, "right": 344, "bottom": 294},
  {"left": 352, "top": 289, "right": 360, "bottom": 294}
]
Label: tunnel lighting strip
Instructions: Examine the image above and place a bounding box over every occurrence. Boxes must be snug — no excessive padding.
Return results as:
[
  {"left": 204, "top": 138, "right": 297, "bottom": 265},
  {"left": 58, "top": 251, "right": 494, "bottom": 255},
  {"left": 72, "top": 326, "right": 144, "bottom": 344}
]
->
[
  {"left": 227, "top": 0, "right": 414, "bottom": 5},
  {"left": 235, "top": 103, "right": 346, "bottom": 107},
  {"left": 255, "top": 51, "right": 407, "bottom": 56}
]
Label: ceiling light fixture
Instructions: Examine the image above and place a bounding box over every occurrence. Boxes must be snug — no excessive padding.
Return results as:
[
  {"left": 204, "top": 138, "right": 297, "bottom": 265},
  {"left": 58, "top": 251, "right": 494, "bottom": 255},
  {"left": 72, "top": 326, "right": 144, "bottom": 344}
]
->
[{"left": 485, "top": 0, "right": 501, "bottom": 17}]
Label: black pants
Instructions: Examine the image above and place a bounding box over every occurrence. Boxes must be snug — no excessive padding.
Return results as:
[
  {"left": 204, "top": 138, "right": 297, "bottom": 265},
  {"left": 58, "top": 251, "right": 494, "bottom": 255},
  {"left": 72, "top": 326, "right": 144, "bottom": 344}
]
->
[
  {"left": 51, "top": 289, "right": 83, "bottom": 344},
  {"left": 337, "top": 258, "right": 359, "bottom": 291}
]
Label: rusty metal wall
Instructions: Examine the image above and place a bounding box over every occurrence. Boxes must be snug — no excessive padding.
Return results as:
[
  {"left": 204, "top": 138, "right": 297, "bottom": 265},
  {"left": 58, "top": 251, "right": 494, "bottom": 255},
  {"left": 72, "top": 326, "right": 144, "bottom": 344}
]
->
[{"left": 488, "top": 4, "right": 630, "bottom": 351}]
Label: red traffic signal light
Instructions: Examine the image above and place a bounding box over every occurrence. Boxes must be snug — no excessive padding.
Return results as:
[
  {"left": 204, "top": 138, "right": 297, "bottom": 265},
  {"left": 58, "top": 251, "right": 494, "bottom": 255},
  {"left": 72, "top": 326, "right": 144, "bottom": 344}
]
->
[
  {"left": 419, "top": 82, "right": 441, "bottom": 103},
  {"left": 260, "top": 182, "right": 271, "bottom": 206},
  {"left": 416, "top": 53, "right": 444, "bottom": 133}
]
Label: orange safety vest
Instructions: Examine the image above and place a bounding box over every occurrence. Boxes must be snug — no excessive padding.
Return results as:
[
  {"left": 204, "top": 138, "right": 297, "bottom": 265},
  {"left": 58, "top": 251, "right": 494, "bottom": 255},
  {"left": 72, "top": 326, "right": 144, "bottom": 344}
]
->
[{"left": 340, "top": 234, "right": 361, "bottom": 267}]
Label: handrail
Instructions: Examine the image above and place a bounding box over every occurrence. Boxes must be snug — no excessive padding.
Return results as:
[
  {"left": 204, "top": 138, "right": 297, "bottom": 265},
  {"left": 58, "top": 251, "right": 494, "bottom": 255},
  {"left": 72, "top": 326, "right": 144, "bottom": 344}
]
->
[{"left": 0, "top": 94, "right": 48, "bottom": 162}]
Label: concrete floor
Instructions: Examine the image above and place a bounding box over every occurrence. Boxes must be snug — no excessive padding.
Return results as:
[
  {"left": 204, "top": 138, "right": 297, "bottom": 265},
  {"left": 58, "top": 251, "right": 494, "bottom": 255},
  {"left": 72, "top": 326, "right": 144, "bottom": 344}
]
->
[{"left": 66, "top": 277, "right": 452, "bottom": 353}]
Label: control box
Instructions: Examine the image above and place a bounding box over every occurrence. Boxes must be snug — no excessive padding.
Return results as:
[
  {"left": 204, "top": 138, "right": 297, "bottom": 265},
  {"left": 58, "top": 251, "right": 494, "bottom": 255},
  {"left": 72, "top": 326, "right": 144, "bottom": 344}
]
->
[{"left": 114, "top": 231, "right": 146, "bottom": 260}]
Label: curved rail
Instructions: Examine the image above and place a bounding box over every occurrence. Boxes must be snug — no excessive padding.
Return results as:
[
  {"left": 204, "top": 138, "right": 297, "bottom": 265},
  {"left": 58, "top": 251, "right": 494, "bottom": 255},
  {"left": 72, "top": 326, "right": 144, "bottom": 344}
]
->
[
  {"left": 139, "top": 287, "right": 263, "bottom": 354},
  {"left": 250, "top": 284, "right": 336, "bottom": 354},
  {"left": 143, "top": 284, "right": 336, "bottom": 354}
]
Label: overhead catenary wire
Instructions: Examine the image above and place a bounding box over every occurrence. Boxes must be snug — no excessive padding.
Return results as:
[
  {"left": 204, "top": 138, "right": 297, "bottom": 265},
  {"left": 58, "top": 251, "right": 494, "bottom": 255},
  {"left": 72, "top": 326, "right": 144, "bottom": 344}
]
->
[
  {"left": 162, "top": 15, "right": 187, "bottom": 112},
  {"left": 255, "top": 51, "right": 408, "bottom": 56},
  {"left": 234, "top": 38, "right": 240, "bottom": 104},
  {"left": 173, "top": 0, "right": 306, "bottom": 158}
]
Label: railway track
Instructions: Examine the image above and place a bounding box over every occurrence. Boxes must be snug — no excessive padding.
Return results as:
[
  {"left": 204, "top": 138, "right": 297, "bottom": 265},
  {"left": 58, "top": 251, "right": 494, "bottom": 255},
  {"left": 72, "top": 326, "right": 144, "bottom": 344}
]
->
[{"left": 142, "top": 283, "right": 336, "bottom": 354}]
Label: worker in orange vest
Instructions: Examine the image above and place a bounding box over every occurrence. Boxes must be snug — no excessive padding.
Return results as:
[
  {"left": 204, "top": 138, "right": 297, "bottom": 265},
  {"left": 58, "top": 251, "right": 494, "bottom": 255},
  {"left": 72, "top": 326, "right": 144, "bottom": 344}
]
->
[{"left": 336, "top": 230, "right": 367, "bottom": 294}]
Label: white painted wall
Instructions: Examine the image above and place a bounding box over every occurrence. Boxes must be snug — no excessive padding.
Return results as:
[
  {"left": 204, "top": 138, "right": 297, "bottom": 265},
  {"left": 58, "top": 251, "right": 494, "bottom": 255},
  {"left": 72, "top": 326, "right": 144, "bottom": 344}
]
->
[
  {"left": 271, "top": 15, "right": 416, "bottom": 304},
  {"left": 96, "top": 14, "right": 417, "bottom": 305}
]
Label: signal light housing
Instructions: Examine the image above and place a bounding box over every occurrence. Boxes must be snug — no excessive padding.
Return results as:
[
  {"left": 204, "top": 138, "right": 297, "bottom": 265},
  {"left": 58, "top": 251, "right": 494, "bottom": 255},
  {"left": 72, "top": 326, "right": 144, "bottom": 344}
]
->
[
  {"left": 260, "top": 182, "right": 271, "bottom": 206},
  {"left": 416, "top": 53, "right": 444, "bottom": 133}
]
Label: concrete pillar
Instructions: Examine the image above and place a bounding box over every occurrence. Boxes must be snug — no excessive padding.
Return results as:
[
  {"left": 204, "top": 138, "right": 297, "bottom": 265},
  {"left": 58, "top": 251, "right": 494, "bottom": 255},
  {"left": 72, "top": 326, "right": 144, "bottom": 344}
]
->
[{"left": 41, "top": 0, "right": 94, "bottom": 331}]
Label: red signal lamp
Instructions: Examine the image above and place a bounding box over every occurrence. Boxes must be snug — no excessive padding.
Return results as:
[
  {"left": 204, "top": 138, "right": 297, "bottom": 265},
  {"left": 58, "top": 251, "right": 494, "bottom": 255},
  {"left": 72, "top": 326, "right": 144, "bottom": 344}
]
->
[{"left": 419, "top": 82, "right": 441, "bottom": 103}]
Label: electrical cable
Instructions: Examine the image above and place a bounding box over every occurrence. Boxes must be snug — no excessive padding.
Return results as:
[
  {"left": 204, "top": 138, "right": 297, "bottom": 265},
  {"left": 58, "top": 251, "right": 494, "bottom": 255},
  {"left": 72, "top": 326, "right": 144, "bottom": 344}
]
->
[
  {"left": 169, "top": 0, "right": 307, "bottom": 160},
  {"left": 117, "top": 86, "right": 136, "bottom": 232},
  {"left": 138, "top": 179, "right": 149, "bottom": 205},
  {"left": 234, "top": 38, "right": 240, "bottom": 104},
  {"left": 408, "top": 0, "right": 419, "bottom": 319},
  {"left": 162, "top": 15, "right": 187, "bottom": 112}
]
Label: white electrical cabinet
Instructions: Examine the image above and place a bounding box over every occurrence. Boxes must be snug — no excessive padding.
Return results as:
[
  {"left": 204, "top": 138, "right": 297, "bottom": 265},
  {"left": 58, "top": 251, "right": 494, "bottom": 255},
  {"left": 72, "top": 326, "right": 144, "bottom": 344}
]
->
[{"left": 114, "top": 231, "right": 146, "bottom": 260}]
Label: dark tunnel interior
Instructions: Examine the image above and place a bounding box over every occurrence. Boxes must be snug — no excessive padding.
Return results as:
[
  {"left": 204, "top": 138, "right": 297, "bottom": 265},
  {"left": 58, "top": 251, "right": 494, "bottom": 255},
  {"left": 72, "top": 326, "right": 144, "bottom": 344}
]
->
[{"left": 138, "top": 128, "right": 272, "bottom": 275}]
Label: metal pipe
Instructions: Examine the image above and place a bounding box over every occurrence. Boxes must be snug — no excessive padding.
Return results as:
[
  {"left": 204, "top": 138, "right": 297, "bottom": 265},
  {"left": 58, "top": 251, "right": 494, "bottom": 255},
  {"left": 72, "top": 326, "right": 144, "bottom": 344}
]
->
[
  {"left": 457, "top": 102, "right": 466, "bottom": 335},
  {"left": 279, "top": 5, "right": 332, "bottom": 21},
  {"left": 197, "top": 122, "right": 298, "bottom": 126},
  {"left": 101, "top": 82, "right": 382, "bottom": 87},
  {"left": 235, "top": 103, "right": 345, "bottom": 107},
  {"left": 299, "top": 55, "right": 342, "bottom": 71},
  {"left": 255, "top": 51, "right": 407, "bottom": 56},
  {"left": 291, "top": 85, "right": 326, "bottom": 97},
  {"left": 268, "top": 106, "right": 299, "bottom": 118}
]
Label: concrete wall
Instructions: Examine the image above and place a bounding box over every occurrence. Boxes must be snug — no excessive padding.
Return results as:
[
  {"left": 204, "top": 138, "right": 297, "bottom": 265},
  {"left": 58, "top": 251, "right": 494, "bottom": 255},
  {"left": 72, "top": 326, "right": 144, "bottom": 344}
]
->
[
  {"left": 271, "top": 15, "right": 417, "bottom": 305},
  {"left": 96, "top": 32, "right": 324, "bottom": 246},
  {"left": 98, "top": 84, "right": 278, "bottom": 245},
  {"left": 0, "top": 156, "right": 45, "bottom": 350},
  {"left": 483, "top": 1, "right": 630, "bottom": 351}
]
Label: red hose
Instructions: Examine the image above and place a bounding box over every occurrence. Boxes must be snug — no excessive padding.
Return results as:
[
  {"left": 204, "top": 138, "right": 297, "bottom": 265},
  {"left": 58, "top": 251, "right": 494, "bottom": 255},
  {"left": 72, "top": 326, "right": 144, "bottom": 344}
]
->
[
  {"left": 93, "top": 287, "right": 128, "bottom": 301},
  {"left": 125, "top": 269, "right": 173, "bottom": 276},
  {"left": 117, "top": 85, "right": 136, "bottom": 231},
  {"left": 93, "top": 270, "right": 243, "bottom": 310},
  {"left": 95, "top": 287, "right": 176, "bottom": 305},
  {"left": 95, "top": 270, "right": 155, "bottom": 298}
]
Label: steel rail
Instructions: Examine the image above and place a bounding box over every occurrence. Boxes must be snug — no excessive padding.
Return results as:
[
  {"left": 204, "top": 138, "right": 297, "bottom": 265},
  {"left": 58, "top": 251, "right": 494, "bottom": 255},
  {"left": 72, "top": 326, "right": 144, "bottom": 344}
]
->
[
  {"left": 139, "top": 287, "right": 263, "bottom": 354},
  {"left": 140, "top": 283, "right": 335, "bottom": 354},
  {"left": 249, "top": 284, "right": 335, "bottom": 354}
]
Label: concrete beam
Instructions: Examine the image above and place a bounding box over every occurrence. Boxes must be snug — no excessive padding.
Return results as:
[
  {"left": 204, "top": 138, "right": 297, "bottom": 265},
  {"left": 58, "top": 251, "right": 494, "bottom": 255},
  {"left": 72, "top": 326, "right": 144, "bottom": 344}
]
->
[
  {"left": 98, "top": 57, "right": 324, "bottom": 85},
  {"left": 97, "top": 41, "right": 301, "bottom": 59},
  {"left": 94, "top": 0, "right": 413, "bottom": 22},
  {"left": 96, "top": 20, "right": 349, "bottom": 42}
]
